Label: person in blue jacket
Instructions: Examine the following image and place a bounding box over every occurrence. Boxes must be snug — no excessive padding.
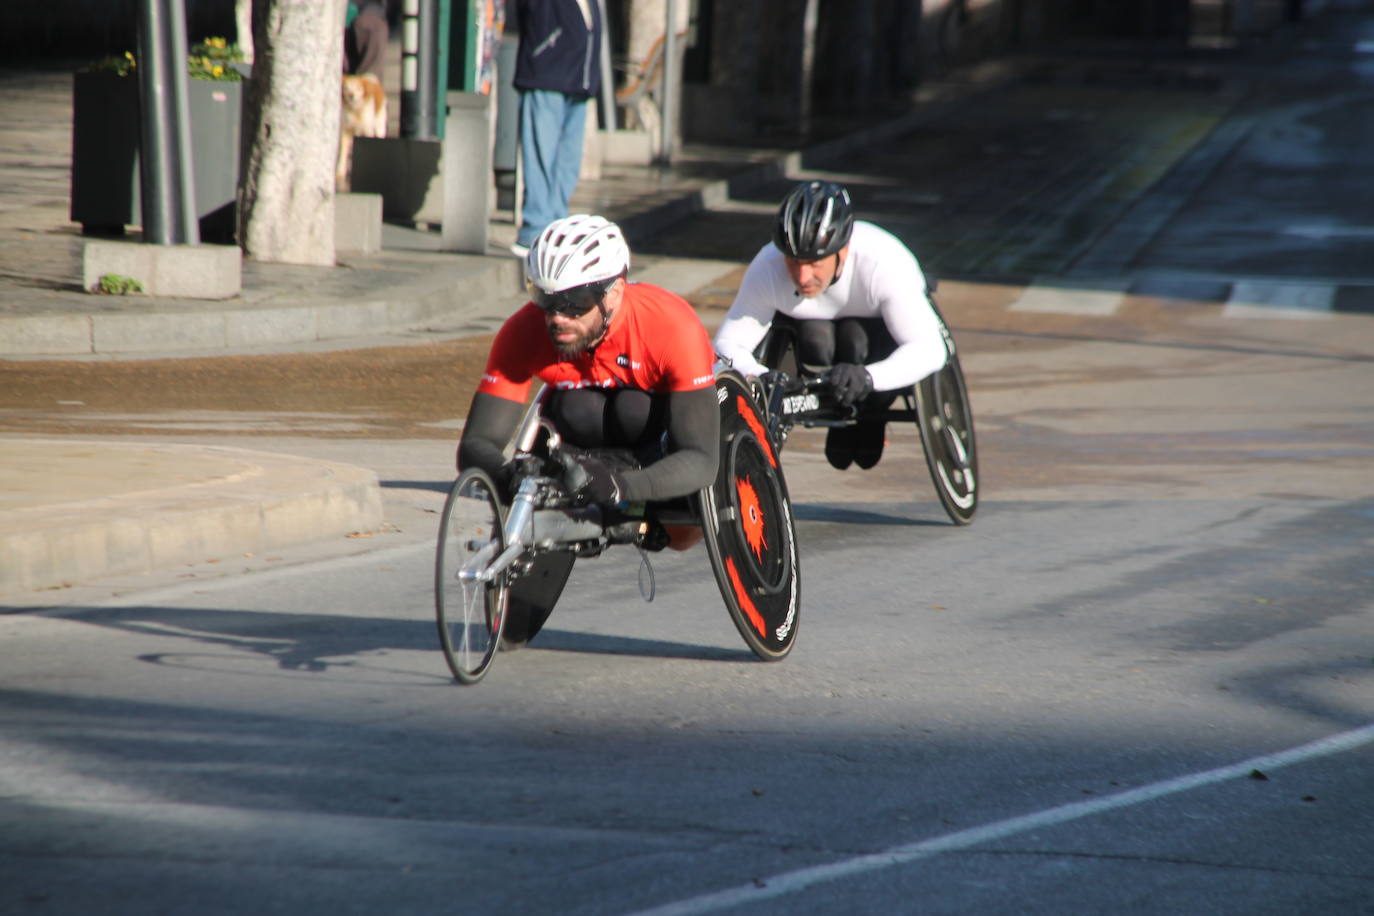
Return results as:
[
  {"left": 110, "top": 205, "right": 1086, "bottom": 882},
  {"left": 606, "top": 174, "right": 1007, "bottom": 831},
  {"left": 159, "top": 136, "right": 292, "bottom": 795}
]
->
[{"left": 510, "top": 0, "right": 603, "bottom": 256}]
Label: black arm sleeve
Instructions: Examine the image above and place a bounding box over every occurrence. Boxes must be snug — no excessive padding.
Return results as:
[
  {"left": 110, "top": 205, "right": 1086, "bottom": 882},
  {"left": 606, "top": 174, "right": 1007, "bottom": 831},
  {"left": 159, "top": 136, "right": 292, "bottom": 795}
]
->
[
  {"left": 456, "top": 391, "right": 526, "bottom": 477},
  {"left": 618, "top": 386, "right": 720, "bottom": 503}
]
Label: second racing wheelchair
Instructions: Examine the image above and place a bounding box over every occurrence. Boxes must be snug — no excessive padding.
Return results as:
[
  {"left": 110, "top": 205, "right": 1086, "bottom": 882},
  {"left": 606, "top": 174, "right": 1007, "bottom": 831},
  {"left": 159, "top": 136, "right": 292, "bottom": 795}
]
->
[
  {"left": 434, "top": 369, "right": 799, "bottom": 684},
  {"left": 751, "top": 290, "right": 978, "bottom": 525}
]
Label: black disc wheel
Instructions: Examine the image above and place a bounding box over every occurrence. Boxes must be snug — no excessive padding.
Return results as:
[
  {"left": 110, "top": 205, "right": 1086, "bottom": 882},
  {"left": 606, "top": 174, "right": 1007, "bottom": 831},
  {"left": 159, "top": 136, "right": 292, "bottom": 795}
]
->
[
  {"left": 435, "top": 469, "right": 509, "bottom": 684},
  {"left": 500, "top": 551, "right": 576, "bottom": 651},
  {"left": 700, "top": 371, "right": 800, "bottom": 660},
  {"left": 913, "top": 350, "right": 978, "bottom": 525}
]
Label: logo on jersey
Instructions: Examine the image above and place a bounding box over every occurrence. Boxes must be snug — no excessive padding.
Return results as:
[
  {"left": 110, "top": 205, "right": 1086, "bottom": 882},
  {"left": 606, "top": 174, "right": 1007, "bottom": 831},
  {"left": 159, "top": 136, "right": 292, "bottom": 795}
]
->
[{"left": 553, "top": 377, "right": 624, "bottom": 390}]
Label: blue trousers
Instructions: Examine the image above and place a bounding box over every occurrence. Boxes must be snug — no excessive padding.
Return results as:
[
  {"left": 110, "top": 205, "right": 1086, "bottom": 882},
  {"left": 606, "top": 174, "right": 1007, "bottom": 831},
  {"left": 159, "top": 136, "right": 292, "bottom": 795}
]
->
[{"left": 517, "top": 89, "right": 588, "bottom": 247}]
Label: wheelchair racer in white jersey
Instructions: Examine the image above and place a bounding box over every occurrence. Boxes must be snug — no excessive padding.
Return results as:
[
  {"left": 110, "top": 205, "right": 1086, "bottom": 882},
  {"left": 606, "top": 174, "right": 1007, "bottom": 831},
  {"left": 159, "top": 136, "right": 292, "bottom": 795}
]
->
[{"left": 713, "top": 180, "right": 948, "bottom": 469}]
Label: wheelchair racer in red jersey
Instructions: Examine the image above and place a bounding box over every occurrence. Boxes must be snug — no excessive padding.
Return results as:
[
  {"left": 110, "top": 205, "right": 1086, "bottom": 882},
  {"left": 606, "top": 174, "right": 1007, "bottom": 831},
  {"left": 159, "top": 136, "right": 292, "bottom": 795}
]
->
[
  {"left": 713, "top": 180, "right": 948, "bottom": 469},
  {"left": 458, "top": 214, "right": 720, "bottom": 509}
]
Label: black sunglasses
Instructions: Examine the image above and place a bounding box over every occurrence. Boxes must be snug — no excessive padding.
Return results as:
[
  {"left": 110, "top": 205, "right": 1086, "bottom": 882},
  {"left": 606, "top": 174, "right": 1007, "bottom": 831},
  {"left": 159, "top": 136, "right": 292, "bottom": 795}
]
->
[{"left": 532, "top": 279, "right": 616, "bottom": 317}]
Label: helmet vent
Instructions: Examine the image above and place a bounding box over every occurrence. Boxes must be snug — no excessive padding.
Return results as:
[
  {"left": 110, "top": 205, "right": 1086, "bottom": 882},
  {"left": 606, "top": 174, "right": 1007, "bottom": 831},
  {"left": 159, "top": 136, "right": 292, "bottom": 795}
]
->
[{"left": 526, "top": 215, "right": 631, "bottom": 292}]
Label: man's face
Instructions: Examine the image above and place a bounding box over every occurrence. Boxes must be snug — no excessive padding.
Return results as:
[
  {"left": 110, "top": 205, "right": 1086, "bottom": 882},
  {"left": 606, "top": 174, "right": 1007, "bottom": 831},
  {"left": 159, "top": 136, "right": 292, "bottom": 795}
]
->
[
  {"left": 541, "top": 278, "right": 623, "bottom": 358},
  {"left": 783, "top": 247, "right": 848, "bottom": 298}
]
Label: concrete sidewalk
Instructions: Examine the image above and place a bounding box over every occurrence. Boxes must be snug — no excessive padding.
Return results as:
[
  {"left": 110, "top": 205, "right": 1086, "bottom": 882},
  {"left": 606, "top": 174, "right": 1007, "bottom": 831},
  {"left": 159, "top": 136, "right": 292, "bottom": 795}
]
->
[
  {"left": 0, "top": 57, "right": 1032, "bottom": 360},
  {"left": 0, "top": 438, "right": 382, "bottom": 595}
]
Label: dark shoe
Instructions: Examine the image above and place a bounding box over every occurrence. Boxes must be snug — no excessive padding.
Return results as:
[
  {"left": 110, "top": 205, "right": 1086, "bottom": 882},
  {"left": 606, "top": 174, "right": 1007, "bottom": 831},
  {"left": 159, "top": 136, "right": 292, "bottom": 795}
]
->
[
  {"left": 853, "top": 421, "right": 887, "bottom": 469},
  {"left": 825, "top": 426, "right": 857, "bottom": 470}
]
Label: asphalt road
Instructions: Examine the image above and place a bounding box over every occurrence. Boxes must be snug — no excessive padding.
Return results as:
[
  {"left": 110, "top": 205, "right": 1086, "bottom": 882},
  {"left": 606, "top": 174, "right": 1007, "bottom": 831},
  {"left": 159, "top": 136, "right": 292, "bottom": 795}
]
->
[
  {"left": 4, "top": 11, "right": 1374, "bottom": 913},
  {"left": 3, "top": 256, "right": 1372, "bottom": 914}
]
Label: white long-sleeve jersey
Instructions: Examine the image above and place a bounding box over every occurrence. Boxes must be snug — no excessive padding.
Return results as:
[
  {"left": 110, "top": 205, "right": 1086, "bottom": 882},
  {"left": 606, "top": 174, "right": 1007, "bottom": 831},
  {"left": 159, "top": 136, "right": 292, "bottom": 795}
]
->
[{"left": 712, "top": 221, "right": 948, "bottom": 391}]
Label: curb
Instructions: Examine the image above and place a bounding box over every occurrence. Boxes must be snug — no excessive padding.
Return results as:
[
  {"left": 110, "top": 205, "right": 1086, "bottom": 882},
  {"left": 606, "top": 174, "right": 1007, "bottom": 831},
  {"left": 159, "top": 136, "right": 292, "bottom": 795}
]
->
[
  {"left": 0, "top": 251, "right": 525, "bottom": 358},
  {"left": 0, "top": 440, "right": 384, "bottom": 595}
]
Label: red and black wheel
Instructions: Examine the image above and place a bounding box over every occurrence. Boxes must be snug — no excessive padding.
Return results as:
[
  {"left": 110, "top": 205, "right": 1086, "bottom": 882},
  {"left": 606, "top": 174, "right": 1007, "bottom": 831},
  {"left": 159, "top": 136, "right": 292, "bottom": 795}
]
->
[{"left": 699, "top": 370, "right": 800, "bottom": 661}]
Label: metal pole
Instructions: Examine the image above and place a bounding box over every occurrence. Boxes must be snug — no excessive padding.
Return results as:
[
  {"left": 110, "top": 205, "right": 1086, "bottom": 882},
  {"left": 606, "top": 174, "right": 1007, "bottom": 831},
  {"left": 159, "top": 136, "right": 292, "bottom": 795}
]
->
[
  {"left": 656, "top": 0, "right": 677, "bottom": 165},
  {"left": 401, "top": 0, "right": 439, "bottom": 139},
  {"left": 137, "top": 0, "right": 199, "bottom": 245},
  {"left": 799, "top": 0, "right": 818, "bottom": 134},
  {"left": 434, "top": 0, "right": 450, "bottom": 140},
  {"left": 597, "top": 0, "right": 615, "bottom": 132},
  {"left": 401, "top": 0, "right": 419, "bottom": 135}
]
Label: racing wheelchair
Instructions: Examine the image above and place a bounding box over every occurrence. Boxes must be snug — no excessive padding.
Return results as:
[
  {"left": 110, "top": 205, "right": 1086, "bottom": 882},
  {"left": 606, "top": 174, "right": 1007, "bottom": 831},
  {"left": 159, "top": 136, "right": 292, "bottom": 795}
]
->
[
  {"left": 750, "top": 292, "right": 978, "bottom": 525},
  {"left": 434, "top": 370, "right": 800, "bottom": 684}
]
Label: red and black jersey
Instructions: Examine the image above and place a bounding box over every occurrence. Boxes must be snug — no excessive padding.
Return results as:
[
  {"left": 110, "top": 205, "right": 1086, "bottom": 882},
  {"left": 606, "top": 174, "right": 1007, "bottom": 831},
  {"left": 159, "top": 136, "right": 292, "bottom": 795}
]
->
[{"left": 478, "top": 281, "right": 717, "bottom": 403}]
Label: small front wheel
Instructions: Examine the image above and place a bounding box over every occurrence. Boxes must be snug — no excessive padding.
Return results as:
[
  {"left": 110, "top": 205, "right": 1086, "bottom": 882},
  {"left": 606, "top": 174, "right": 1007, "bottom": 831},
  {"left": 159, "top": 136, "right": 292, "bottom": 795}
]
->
[{"left": 435, "top": 469, "right": 509, "bottom": 684}]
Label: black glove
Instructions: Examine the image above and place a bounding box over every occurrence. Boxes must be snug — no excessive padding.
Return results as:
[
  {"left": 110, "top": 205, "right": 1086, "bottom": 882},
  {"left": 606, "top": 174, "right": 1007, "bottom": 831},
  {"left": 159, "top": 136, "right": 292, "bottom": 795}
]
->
[
  {"left": 827, "top": 363, "right": 873, "bottom": 408},
  {"left": 557, "top": 452, "right": 628, "bottom": 508}
]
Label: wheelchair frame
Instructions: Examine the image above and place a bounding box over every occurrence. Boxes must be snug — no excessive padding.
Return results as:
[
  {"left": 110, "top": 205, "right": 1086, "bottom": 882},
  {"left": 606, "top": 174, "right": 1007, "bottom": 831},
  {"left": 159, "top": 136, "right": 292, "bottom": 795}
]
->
[
  {"left": 434, "top": 370, "right": 801, "bottom": 684},
  {"left": 750, "top": 296, "right": 979, "bottom": 525}
]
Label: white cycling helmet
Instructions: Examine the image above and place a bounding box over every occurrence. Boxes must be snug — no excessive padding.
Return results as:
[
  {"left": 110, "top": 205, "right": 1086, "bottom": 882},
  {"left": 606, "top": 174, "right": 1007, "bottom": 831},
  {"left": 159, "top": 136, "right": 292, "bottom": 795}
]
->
[{"left": 526, "top": 214, "right": 631, "bottom": 293}]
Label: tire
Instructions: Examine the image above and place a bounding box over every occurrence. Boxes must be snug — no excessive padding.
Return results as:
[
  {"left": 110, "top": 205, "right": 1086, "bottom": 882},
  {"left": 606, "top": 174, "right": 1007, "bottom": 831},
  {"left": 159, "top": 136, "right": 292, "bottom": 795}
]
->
[
  {"left": 699, "top": 371, "right": 800, "bottom": 660},
  {"left": 435, "top": 469, "right": 509, "bottom": 684},
  {"left": 913, "top": 347, "right": 978, "bottom": 525}
]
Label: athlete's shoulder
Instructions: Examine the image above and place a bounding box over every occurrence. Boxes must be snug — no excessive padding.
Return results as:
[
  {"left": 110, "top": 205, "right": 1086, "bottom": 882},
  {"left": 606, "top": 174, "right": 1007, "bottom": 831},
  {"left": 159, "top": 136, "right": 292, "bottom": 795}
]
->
[
  {"left": 850, "top": 220, "right": 914, "bottom": 258},
  {"left": 735, "top": 242, "right": 790, "bottom": 303},
  {"left": 847, "top": 221, "right": 925, "bottom": 285},
  {"left": 492, "top": 302, "right": 546, "bottom": 347},
  {"left": 620, "top": 282, "right": 714, "bottom": 390},
  {"left": 479, "top": 302, "right": 548, "bottom": 398},
  {"left": 624, "top": 281, "right": 705, "bottom": 326},
  {"left": 625, "top": 280, "right": 691, "bottom": 308},
  {"left": 745, "top": 241, "right": 787, "bottom": 274}
]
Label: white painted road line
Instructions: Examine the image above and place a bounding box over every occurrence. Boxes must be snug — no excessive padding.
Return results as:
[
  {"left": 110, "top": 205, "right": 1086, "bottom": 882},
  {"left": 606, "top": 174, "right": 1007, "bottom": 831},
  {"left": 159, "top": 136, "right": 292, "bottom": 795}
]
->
[
  {"left": 629, "top": 722, "right": 1374, "bottom": 916},
  {"left": 1281, "top": 223, "right": 1374, "bottom": 240},
  {"left": 1009, "top": 283, "right": 1125, "bottom": 316},
  {"left": 1224, "top": 281, "right": 1336, "bottom": 319}
]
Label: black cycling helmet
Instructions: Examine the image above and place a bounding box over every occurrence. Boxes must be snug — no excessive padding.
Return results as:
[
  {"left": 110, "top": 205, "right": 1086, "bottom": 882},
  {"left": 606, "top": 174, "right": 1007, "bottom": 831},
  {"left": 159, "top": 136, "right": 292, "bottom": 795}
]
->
[{"left": 773, "top": 180, "right": 854, "bottom": 259}]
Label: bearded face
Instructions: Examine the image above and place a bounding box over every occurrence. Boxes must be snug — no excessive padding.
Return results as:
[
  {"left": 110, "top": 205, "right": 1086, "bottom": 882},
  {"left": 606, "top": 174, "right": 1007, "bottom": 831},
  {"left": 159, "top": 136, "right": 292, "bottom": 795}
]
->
[{"left": 545, "top": 306, "right": 609, "bottom": 359}]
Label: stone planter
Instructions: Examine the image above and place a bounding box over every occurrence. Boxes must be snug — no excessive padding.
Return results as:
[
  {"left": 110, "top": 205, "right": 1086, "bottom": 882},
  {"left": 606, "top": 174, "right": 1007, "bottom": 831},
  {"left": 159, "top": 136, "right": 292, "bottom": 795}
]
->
[{"left": 69, "top": 71, "right": 245, "bottom": 243}]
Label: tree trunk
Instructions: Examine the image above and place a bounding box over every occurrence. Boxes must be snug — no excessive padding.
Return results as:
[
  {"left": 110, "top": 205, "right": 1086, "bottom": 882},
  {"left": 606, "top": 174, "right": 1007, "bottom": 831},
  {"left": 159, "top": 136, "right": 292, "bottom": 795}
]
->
[
  {"left": 238, "top": 0, "right": 344, "bottom": 266},
  {"left": 234, "top": 0, "right": 255, "bottom": 62}
]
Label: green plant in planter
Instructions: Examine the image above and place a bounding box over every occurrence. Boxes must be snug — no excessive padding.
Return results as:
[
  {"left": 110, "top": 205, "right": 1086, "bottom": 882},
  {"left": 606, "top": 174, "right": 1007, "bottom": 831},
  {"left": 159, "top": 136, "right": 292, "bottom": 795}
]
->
[
  {"left": 72, "top": 36, "right": 247, "bottom": 240},
  {"left": 188, "top": 37, "right": 246, "bottom": 81},
  {"left": 190, "top": 36, "right": 245, "bottom": 61},
  {"left": 84, "top": 38, "right": 244, "bottom": 81},
  {"left": 95, "top": 273, "right": 144, "bottom": 295},
  {"left": 88, "top": 51, "right": 137, "bottom": 77}
]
